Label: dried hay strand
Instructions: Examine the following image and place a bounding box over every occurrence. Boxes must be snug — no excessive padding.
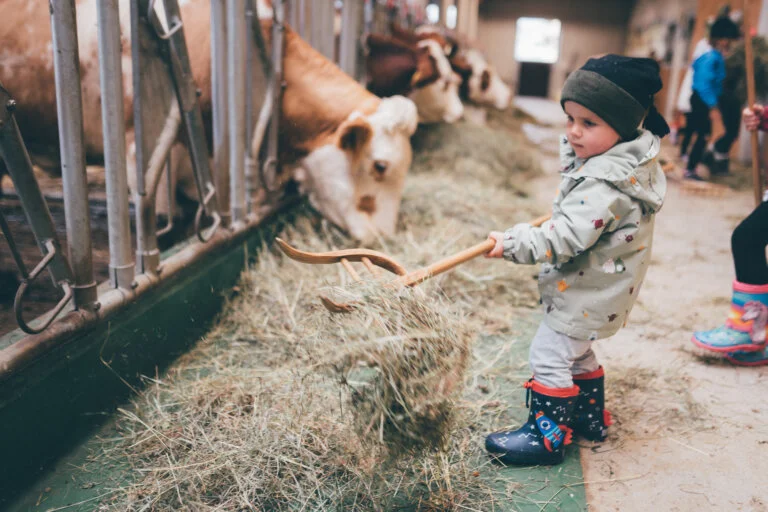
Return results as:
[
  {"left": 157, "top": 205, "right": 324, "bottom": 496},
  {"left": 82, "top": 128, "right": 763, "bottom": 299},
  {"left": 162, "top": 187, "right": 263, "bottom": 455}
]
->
[{"left": 95, "top": 112, "right": 546, "bottom": 510}]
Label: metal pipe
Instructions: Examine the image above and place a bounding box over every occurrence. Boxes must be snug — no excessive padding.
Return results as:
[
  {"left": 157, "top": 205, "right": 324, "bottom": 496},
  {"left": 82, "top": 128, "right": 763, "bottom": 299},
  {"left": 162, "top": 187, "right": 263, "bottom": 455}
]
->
[
  {"left": 263, "top": 0, "right": 285, "bottom": 195},
  {"left": 310, "top": 0, "right": 333, "bottom": 59},
  {"left": 297, "top": 0, "right": 306, "bottom": 37},
  {"left": 339, "top": 0, "right": 363, "bottom": 77},
  {"left": 49, "top": 0, "right": 98, "bottom": 309},
  {"left": 0, "top": 85, "right": 74, "bottom": 287},
  {"left": 96, "top": 0, "right": 135, "bottom": 290},
  {"left": 227, "top": 0, "right": 247, "bottom": 224},
  {"left": 244, "top": 0, "right": 255, "bottom": 213},
  {"left": 211, "top": 0, "right": 230, "bottom": 224}
]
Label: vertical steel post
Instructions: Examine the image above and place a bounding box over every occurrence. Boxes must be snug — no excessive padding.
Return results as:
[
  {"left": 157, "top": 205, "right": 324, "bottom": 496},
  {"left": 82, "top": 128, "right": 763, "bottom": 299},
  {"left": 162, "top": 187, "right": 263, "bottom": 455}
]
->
[
  {"left": 311, "top": 0, "right": 334, "bottom": 59},
  {"left": 211, "top": 0, "right": 231, "bottom": 224},
  {"left": 96, "top": 0, "right": 134, "bottom": 290},
  {"left": 297, "top": 0, "right": 306, "bottom": 37},
  {"left": 49, "top": 0, "right": 98, "bottom": 308},
  {"left": 339, "top": 0, "right": 363, "bottom": 77},
  {"left": 227, "top": 0, "right": 247, "bottom": 224}
]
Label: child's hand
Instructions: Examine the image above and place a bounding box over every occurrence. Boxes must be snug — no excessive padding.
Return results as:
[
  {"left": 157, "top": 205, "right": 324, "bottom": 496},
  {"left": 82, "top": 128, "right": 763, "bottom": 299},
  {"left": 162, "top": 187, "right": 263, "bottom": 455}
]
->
[
  {"left": 485, "top": 231, "right": 505, "bottom": 258},
  {"left": 743, "top": 104, "right": 764, "bottom": 132}
]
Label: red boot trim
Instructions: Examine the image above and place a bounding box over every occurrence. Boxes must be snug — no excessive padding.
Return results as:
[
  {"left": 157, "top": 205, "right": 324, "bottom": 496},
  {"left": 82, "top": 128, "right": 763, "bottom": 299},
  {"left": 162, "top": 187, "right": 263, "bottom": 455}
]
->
[
  {"left": 733, "top": 280, "right": 768, "bottom": 294},
  {"left": 603, "top": 409, "right": 613, "bottom": 427},
  {"left": 528, "top": 380, "right": 580, "bottom": 397},
  {"left": 573, "top": 366, "right": 604, "bottom": 380},
  {"left": 561, "top": 425, "right": 574, "bottom": 446}
]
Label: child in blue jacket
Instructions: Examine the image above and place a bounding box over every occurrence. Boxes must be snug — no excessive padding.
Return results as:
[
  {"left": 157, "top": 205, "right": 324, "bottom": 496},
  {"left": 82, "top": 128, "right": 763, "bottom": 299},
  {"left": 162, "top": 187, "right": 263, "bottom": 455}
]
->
[{"left": 682, "top": 16, "right": 740, "bottom": 180}]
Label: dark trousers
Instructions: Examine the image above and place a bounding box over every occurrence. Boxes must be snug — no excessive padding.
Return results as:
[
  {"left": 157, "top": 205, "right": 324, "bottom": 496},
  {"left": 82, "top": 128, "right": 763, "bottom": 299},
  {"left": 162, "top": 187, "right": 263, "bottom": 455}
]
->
[
  {"left": 685, "top": 91, "right": 711, "bottom": 172},
  {"left": 713, "top": 93, "right": 742, "bottom": 156},
  {"left": 680, "top": 112, "right": 695, "bottom": 156},
  {"left": 732, "top": 201, "right": 768, "bottom": 285}
]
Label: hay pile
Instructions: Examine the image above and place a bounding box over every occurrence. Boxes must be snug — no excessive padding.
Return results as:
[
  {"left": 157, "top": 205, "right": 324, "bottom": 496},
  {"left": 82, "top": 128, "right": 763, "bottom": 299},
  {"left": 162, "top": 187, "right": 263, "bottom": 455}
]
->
[{"left": 97, "top": 109, "right": 545, "bottom": 511}]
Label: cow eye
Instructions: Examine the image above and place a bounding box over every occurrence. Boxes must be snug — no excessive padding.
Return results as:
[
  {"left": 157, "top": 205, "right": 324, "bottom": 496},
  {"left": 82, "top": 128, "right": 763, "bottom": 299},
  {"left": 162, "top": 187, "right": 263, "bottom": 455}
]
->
[{"left": 373, "top": 160, "right": 388, "bottom": 174}]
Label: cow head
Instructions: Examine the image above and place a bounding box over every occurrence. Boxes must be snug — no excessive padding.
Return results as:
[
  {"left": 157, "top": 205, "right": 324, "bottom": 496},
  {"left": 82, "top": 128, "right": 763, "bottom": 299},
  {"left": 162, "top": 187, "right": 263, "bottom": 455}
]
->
[
  {"left": 408, "top": 39, "right": 464, "bottom": 124},
  {"left": 457, "top": 49, "right": 512, "bottom": 110},
  {"left": 295, "top": 96, "right": 418, "bottom": 243}
]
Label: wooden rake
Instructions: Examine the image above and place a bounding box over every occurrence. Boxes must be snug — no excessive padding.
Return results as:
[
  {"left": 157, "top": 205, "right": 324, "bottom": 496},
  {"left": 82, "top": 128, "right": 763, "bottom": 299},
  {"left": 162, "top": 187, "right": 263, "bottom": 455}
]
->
[{"left": 275, "top": 214, "right": 551, "bottom": 312}]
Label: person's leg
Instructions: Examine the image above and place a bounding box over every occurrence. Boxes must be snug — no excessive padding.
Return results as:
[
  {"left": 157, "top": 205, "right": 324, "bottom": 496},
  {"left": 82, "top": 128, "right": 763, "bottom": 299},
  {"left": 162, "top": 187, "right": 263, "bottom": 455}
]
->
[
  {"left": 572, "top": 351, "right": 612, "bottom": 441},
  {"left": 686, "top": 92, "right": 712, "bottom": 178},
  {"left": 732, "top": 201, "right": 768, "bottom": 285},
  {"left": 485, "top": 322, "right": 581, "bottom": 465},
  {"left": 680, "top": 112, "right": 694, "bottom": 158},
  {"left": 711, "top": 94, "right": 742, "bottom": 174},
  {"left": 692, "top": 202, "right": 768, "bottom": 354}
]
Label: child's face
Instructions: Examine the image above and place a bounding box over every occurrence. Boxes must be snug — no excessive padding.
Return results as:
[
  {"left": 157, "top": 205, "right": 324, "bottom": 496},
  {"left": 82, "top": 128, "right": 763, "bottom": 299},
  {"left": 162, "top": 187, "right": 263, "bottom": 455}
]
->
[{"left": 564, "top": 101, "right": 621, "bottom": 160}]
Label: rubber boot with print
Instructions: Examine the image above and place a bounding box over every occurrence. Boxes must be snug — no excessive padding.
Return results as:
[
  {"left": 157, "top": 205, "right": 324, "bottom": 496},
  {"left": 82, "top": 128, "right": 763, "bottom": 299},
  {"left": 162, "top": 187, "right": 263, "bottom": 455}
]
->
[
  {"left": 692, "top": 281, "right": 768, "bottom": 353},
  {"left": 572, "top": 366, "right": 613, "bottom": 441},
  {"left": 485, "top": 380, "right": 578, "bottom": 466}
]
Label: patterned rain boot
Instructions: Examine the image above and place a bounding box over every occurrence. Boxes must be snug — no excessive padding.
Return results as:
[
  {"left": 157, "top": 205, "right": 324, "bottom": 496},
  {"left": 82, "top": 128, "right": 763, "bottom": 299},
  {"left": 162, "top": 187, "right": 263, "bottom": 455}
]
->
[
  {"left": 572, "top": 366, "right": 613, "bottom": 441},
  {"left": 692, "top": 281, "right": 768, "bottom": 353},
  {"left": 485, "top": 380, "right": 579, "bottom": 466},
  {"left": 725, "top": 347, "right": 768, "bottom": 366}
]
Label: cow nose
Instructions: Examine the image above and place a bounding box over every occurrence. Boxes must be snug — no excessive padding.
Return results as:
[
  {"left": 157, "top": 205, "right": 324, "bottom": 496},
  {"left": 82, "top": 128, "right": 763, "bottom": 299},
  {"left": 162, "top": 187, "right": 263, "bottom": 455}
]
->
[{"left": 373, "top": 160, "right": 388, "bottom": 176}]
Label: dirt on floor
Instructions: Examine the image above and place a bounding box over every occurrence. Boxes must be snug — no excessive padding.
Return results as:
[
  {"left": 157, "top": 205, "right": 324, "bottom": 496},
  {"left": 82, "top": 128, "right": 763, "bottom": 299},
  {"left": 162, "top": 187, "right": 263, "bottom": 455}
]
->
[{"left": 524, "top": 128, "right": 768, "bottom": 512}]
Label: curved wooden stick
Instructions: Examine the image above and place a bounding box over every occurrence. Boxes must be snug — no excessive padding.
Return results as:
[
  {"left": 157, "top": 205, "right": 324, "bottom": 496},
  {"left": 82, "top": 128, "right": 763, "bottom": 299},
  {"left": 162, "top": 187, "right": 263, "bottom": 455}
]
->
[
  {"left": 275, "top": 238, "right": 408, "bottom": 276},
  {"left": 396, "top": 213, "right": 552, "bottom": 287}
]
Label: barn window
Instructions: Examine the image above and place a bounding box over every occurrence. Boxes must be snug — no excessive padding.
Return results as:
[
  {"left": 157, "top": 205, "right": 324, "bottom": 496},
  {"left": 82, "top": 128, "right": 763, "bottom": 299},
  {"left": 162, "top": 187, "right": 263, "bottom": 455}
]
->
[
  {"left": 514, "top": 17, "right": 562, "bottom": 64},
  {"left": 426, "top": 4, "right": 440, "bottom": 24},
  {"left": 445, "top": 5, "right": 457, "bottom": 29}
]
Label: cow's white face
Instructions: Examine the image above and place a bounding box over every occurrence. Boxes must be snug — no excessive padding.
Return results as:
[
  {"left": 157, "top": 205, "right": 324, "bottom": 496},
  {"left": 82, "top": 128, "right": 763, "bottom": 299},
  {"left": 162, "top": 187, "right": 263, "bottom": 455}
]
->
[
  {"left": 465, "top": 50, "right": 512, "bottom": 110},
  {"left": 408, "top": 40, "right": 464, "bottom": 124},
  {"left": 295, "top": 96, "right": 418, "bottom": 243}
]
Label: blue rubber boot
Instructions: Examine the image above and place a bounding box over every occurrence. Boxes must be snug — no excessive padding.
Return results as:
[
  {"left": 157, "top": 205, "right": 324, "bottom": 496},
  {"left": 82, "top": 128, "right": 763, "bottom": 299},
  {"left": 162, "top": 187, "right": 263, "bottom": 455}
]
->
[
  {"left": 572, "top": 366, "right": 613, "bottom": 441},
  {"left": 692, "top": 281, "right": 768, "bottom": 353},
  {"left": 485, "top": 379, "right": 578, "bottom": 466}
]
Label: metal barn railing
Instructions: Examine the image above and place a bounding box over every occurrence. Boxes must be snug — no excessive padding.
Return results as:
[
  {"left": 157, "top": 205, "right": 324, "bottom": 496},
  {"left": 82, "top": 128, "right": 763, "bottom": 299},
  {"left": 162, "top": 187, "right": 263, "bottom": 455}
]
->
[{"left": 0, "top": 0, "right": 375, "bottom": 372}]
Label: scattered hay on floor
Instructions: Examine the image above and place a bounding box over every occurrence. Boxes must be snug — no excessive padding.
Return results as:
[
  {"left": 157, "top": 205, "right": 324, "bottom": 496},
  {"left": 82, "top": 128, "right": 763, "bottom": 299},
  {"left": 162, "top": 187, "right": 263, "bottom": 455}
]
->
[{"left": 95, "top": 107, "right": 548, "bottom": 511}]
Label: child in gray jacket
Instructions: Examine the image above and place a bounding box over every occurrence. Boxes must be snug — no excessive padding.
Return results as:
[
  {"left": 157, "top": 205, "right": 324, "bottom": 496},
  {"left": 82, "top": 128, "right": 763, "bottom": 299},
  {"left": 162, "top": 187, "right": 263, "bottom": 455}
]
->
[{"left": 484, "top": 55, "right": 668, "bottom": 466}]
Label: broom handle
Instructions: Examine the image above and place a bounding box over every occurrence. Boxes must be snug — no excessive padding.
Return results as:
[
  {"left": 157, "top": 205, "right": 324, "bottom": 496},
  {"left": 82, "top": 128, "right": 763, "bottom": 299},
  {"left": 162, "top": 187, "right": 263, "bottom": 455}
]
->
[
  {"left": 399, "top": 214, "right": 552, "bottom": 287},
  {"left": 744, "top": 8, "right": 762, "bottom": 206}
]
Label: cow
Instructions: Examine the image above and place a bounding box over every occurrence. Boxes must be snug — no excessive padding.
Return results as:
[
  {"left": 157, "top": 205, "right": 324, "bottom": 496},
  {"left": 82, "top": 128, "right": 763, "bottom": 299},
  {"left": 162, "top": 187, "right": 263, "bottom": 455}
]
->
[
  {"left": 392, "top": 23, "right": 513, "bottom": 111},
  {"left": 0, "top": 0, "right": 418, "bottom": 243},
  {"left": 365, "top": 33, "right": 463, "bottom": 124}
]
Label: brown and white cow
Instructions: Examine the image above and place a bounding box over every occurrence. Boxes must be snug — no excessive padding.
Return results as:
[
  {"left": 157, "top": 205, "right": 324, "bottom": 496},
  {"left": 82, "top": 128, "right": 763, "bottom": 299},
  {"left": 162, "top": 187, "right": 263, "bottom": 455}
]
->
[
  {"left": 365, "top": 33, "right": 463, "bottom": 124},
  {"left": 0, "top": 0, "right": 418, "bottom": 243},
  {"left": 394, "top": 23, "right": 513, "bottom": 111}
]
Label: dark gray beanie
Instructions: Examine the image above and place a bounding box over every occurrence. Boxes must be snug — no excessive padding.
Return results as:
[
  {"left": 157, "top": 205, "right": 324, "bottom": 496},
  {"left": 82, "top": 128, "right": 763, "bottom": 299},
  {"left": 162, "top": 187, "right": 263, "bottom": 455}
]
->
[{"left": 561, "top": 55, "right": 670, "bottom": 140}]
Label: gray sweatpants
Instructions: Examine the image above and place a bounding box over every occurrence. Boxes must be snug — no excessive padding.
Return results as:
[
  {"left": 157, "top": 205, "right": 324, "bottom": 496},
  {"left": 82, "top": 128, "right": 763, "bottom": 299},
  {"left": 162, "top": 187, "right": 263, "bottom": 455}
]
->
[{"left": 529, "top": 322, "right": 600, "bottom": 388}]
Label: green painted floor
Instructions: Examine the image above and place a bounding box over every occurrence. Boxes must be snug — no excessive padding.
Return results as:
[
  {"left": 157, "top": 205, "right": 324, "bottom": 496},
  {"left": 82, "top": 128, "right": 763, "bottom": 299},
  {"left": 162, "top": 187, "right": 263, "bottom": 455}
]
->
[{"left": 5, "top": 313, "right": 587, "bottom": 512}]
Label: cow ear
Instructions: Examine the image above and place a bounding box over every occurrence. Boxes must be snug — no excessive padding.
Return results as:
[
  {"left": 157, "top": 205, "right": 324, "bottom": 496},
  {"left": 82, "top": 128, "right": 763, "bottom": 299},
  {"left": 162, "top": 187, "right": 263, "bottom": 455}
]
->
[
  {"left": 450, "top": 54, "right": 473, "bottom": 81},
  {"left": 337, "top": 115, "right": 373, "bottom": 158},
  {"left": 411, "top": 48, "right": 439, "bottom": 88}
]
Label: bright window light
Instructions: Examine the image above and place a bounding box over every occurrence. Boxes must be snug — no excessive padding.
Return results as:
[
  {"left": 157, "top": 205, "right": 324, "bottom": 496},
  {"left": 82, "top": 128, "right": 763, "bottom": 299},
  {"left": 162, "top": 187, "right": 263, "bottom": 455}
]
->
[
  {"left": 514, "top": 17, "right": 562, "bottom": 64},
  {"left": 425, "top": 4, "right": 439, "bottom": 24},
  {"left": 446, "top": 5, "right": 457, "bottom": 29}
]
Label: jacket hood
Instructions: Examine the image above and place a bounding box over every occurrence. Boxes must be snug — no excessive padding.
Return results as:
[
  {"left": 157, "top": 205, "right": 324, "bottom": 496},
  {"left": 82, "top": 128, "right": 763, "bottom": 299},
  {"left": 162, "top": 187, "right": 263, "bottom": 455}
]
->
[{"left": 559, "top": 130, "right": 666, "bottom": 212}]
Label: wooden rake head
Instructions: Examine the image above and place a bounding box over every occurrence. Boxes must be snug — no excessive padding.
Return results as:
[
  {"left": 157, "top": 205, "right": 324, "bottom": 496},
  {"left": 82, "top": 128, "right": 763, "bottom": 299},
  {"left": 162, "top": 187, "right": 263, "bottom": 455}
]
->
[{"left": 274, "top": 214, "right": 551, "bottom": 312}]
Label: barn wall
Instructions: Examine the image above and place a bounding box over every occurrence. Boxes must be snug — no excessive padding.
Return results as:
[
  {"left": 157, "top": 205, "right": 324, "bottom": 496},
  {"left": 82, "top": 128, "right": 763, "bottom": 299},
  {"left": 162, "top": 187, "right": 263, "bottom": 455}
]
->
[{"left": 476, "top": 0, "right": 634, "bottom": 100}]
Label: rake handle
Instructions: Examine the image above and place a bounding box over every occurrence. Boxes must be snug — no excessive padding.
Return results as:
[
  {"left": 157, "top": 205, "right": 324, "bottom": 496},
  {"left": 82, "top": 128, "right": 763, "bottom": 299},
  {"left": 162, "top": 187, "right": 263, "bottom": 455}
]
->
[
  {"left": 397, "top": 213, "right": 551, "bottom": 287},
  {"left": 744, "top": 15, "right": 762, "bottom": 206}
]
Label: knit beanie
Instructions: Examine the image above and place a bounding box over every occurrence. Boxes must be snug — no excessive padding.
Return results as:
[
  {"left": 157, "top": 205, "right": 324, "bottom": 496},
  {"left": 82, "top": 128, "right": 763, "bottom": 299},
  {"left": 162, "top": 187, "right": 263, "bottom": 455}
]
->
[
  {"left": 709, "top": 16, "right": 741, "bottom": 40},
  {"left": 560, "top": 54, "right": 670, "bottom": 140}
]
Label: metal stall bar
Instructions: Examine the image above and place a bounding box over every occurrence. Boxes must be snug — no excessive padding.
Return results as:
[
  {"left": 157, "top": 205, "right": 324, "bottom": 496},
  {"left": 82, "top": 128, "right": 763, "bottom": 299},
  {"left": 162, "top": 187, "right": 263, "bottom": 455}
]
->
[
  {"left": 96, "top": 0, "right": 135, "bottom": 290},
  {"left": 296, "top": 0, "right": 306, "bottom": 37},
  {"left": 211, "top": 0, "right": 230, "bottom": 225},
  {"left": 0, "top": 84, "right": 75, "bottom": 334},
  {"left": 339, "top": 0, "right": 364, "bottom": 78},
  {"left": 261, "top": 0, "right": 285, "bottom": 198},
  {"left": 227, "top": 0, "right": 247, "bottom": 225},
  {"left": 310, "top": 0, "right": 335, "bottom": 60},
  {"left": 49, "top": 0, "right": 98, "bottom": 310},
  {"left": 149, "top": 0, "right": 222, "bottom": 242}
]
